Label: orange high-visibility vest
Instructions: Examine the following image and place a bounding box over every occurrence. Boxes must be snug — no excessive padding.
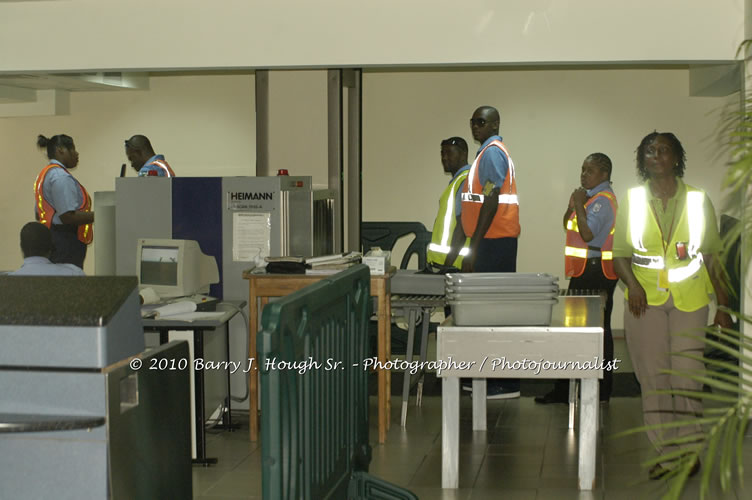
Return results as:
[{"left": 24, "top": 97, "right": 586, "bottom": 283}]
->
[
  {"left": 145, "top": 159, "right": 175, "bottom": 177},
  {"left": 564, "top": 190, "right": 617, "bottom": 279},
  {"left": 34, "top": 164, "right": 93, "bottom": 244},
  {"left": 460, "top": 140, "right": 520, "bottom": 238}
]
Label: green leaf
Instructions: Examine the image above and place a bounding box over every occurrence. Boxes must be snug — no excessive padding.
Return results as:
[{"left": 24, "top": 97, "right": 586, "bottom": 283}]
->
[
  {"left": 660, "top": 369, "right": 742, "bottom": 394},
  {"left": 645, "top": 447, "right": 697, "bottom": 468},
  {"left": 719, "top": 413, "right": 738, "bottom": 489},
  {"left": 674, "top": 352, "right": 752, "bottom": 380},
  {"left": 702, "top": 326, "right": 752, "bottom": 350},
  {"left": 613, "top": 417, "right": 720, "bottom": 439},
  {"left": 652, "top": 389, "right": 739, "bottom": 403},
  {"left": 656, "top": 433, "right": 707, "bottom": 449},
  {"left": 701, "top": 418, "right": 721, "bottom": 499},
  {"left": 735, "top": 408, "right": 748, "bottom": 486}
]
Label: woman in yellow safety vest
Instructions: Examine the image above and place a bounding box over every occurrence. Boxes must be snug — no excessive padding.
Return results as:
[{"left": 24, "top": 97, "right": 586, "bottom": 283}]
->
[
  {"left": 613, "top": 132, "right": 732, "bottom": 480},
  {"left": 33, "top": 134, "right": 94, "bottom": 269}
]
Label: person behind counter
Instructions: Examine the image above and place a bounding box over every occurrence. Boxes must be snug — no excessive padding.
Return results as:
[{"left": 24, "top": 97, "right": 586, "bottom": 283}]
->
[
  {"left": 33, "top": 134, "right": 94, "bottom": 269},
  {"left": 428, "top": 136, "right": 471, "bottom": 271},
  {"left": 9, "top": 222, "right": 85, "bottom": 276},
  {"left": 125, "top": 135, "right": 176, "bottom": 177},
  {"left": 613, "top": 131, "right": 732, "bottom": 479},
  {"left": 536, "top": 153, "right": 617, "bottom": 405},
  {"left": 459, "top": 105, "right": 521, "bottom": 400}
]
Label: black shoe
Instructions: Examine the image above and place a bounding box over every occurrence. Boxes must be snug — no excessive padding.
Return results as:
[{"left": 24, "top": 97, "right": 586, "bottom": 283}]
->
[
  {"left": 534, "top": 391, "right": 568, "bottom": 405},
  {"left": 487, "top": 385, "right": 521, "bottom": 400}
]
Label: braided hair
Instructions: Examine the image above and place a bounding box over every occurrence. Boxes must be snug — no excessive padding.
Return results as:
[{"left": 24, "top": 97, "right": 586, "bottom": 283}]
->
[{"left": 635, "top": 132, "right": 686, "bottom": 182}]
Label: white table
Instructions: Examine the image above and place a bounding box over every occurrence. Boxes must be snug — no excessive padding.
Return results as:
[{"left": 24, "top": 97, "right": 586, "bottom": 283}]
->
[{"left": 437, "top": 295, "right": 604, "bottom": 490}]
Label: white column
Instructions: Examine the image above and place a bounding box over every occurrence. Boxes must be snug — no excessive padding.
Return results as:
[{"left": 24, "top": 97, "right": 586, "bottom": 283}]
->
[
  {"left": 578, "top": 378, "right": 598, "bottom": 490},
  {"left": 442, "top": 376, "right": 460, "bottom": 488}
]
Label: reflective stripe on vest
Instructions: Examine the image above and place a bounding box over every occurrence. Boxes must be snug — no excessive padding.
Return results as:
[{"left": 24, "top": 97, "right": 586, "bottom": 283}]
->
[
  {"left": 427, "top": 243, "right": 470, "bottom": 256},
  {"left": 33, "top": 166, "right": 52, "bottom": 227},
  {"left": 460, "top": 192, "right": 519, "bottom": 204},
  {"left": 465, "top": 141, "right": 516, "bottom": 200},
  {"left": 627, "top": 185, "right": 711, "bottom": 311},
  {"left": 460, "top": 140, "right": 520, "bottom": 239},
  {"left": 565, "top": 247, "right": 588, "bottom": 258},
  {"left": 149, "top": 159, "right": 175, "bottom": 177},
  {"left": 563, "top": 190, "right": 617, "bottom": 279},
  {"left": 427, "top": 169, "right": 470, "bottom": 265}
]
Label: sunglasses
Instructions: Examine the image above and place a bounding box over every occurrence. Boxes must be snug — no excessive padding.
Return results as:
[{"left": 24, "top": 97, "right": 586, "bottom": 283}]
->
[{"left": 469, "top": 118, "right": 487, "bottom": 127}]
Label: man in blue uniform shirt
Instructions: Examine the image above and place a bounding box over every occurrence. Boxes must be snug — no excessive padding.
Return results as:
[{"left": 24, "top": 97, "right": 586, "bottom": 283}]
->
[
  {"left": 459, "top": 106, "right": 521, "bottom": 399},
  {"left": 125, "top": 135, "right": 176, "bottom": 177},
  {"left": 9, "top": 222, "right": 85, "bottom": 276}
]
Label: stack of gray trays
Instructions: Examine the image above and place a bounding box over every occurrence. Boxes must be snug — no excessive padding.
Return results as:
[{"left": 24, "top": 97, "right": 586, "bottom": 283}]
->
[{"left": 445, "top": 272, "right": 559, "bottom": 326}]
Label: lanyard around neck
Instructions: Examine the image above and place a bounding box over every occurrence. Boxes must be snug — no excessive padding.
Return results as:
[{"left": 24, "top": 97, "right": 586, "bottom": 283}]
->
[{"left": 649, "top": 198, "right": 677, "bottom": 255}]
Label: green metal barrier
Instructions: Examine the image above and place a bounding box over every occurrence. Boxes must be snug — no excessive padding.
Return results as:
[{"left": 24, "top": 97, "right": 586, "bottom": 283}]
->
[{"left": 259, "top": 265, "right": 417, "bottom": 500}]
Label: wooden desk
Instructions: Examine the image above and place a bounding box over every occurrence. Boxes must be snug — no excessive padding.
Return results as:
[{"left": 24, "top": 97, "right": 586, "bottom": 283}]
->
[{"left": 242, "top": 269, "right": 395, "bottom": 444}]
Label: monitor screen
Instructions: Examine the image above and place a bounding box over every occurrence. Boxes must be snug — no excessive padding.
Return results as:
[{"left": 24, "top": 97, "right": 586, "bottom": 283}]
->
[
  {"left": 135, "top": 238, "right": 219, "bottom": 299},
  {"left": 140, "top": 245, "right": 179, "bottom": 286}
]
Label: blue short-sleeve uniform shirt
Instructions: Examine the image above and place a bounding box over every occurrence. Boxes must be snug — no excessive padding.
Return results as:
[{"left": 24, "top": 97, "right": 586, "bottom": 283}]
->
[
  {"left": 476, "top": 135, "right": 510, "bottom": 189},
  {"left": 138, "top": 154, "right": 170, "bottom": 177},
  {"left": 42, "top": 160, "right": 84, "bottom": 225},
  {"left": 583, "top": 181, "right": 616, "bottom": 258}
]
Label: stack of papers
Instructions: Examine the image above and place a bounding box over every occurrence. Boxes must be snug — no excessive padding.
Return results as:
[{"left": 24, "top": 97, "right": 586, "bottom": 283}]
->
[
  {"left": 141, "top": 300, "right": 226, "bottom": 322},
  {"left": 305, "top": 252, "right": 362, "bottom": 274}
]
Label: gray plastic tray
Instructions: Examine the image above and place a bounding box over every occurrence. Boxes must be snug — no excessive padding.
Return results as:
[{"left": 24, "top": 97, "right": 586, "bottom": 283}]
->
[
  {"left": 449, "top": 298, "right": 558, "bottom": 326},
  {"left": 391, "top": 270, "right": 445, "bottom": 295},
  {"left": 446, "top": 291, "right": 559, "bottom": 302},
  {"left": 445, "top": 272, "right": 558, "bottom": 286},
  {"left": 445, "top": 283, "right": 559, "bottom": 295}
]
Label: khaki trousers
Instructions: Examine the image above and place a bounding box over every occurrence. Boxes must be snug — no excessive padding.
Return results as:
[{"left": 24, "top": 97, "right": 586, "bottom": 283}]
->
[{"left": 624, "top": 295, "right": 707, "bottom": 456}]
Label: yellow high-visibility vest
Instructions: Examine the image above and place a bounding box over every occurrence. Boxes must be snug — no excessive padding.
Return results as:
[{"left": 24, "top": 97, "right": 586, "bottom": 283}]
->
[
  {"left": 427, "top": 169, "right": 470, "bottom": 266},
  {"left": 627, "top": 184, "right": 713, "bottom": 312}
]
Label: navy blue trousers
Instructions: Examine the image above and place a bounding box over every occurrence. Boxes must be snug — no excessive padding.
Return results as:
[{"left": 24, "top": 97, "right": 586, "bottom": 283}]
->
[
  {"left": 50, "top": 225, "right": 86, "bottom": 269},
  {"left": 474, "top": 237, "right": 519, "bottom": 392}
]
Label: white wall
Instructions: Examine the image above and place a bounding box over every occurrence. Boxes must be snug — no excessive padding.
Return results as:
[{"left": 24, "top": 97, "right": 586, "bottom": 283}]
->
[
  {"left": 267, "top": 71, "right": 329, "bottom": 183},
  {"left": 0, "top": 1, "right": 743, "bottom": 72}
]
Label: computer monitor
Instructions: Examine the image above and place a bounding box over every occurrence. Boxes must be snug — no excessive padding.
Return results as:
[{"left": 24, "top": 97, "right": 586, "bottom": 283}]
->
[{"left": 136, "top": 238, "right": 219, "bottom": 299}]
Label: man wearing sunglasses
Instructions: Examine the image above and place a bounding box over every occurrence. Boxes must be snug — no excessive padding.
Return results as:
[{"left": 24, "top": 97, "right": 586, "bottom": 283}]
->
[{"left": 459, "top": 105, "right": 521, "bottom": 399}]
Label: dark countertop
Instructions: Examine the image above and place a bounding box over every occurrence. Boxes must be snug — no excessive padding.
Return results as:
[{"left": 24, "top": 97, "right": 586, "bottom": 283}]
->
[
  {"left": 0, "top": 413, "right": 105, "bottom": 433},
  {"left": 0, "top": 276, "right": 137, "bottom": 326}
]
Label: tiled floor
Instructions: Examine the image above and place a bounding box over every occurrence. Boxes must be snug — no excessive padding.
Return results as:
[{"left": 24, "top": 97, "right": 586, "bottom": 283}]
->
[{"left": 192, "top": 339, "right": 750, "bottom": 499}]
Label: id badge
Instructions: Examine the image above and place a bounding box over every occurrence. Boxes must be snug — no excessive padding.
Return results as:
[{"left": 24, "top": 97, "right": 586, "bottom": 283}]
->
[
  {"left": 657, "top": 269, "right": 669, "bottom": 291},
  {"left": 676, "top": 242, "right": 688, "bottom": 261}
]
